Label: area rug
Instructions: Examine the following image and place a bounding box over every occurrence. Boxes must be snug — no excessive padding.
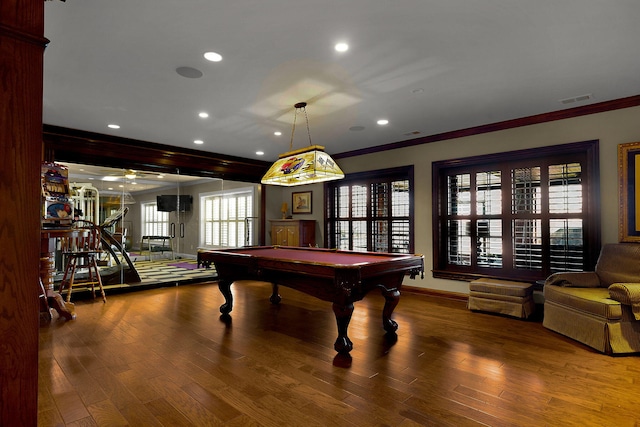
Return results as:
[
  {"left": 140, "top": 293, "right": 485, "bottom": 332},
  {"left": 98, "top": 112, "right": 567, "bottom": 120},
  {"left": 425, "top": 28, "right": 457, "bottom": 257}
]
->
[{"left": 167, "top": 261, "right": 199, "bottom": 270}]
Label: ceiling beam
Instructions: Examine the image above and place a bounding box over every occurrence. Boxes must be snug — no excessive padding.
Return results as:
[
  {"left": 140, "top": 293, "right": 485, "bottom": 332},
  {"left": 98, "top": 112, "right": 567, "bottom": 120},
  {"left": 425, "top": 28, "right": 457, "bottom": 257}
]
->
[{"left": 43, "top": 124, "right": 271, "bottom": 182}]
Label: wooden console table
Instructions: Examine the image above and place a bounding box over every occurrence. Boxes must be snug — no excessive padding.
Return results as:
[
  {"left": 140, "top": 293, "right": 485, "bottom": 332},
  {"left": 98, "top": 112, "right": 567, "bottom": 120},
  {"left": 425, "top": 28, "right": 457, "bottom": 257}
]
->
[{"left": 269, "top": 219, "right": 315, "bottom": 247}]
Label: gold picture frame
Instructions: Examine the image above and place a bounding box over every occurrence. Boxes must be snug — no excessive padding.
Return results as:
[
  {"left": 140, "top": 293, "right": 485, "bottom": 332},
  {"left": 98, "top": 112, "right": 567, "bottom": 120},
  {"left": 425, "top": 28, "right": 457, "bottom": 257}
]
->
[
  {"left": 619, "top": 141, "right": 640, "bottom": 242},
  {"left": 292, "top": 191, "right": 312, "bottom": 214}
]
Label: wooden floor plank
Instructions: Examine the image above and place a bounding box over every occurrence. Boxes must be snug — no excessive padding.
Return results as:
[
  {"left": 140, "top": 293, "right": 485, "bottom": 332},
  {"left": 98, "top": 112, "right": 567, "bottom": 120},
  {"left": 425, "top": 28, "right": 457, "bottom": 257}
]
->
[{"left": 85, "top": 399, "right": 129, "bottom": 426}]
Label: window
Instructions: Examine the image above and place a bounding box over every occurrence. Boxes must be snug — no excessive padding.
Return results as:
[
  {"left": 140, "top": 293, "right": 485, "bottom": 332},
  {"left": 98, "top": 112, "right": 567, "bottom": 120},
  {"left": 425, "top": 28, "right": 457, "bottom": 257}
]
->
[
  {"left": 433, "top": 140, "right": 600, "bottom": 282},
  {"left": 201, "top": 187, "right": 255, "bottom": 248},
  {"left": 326, "top": 166, "right": 414, "bottom": 253},
  {"left": 141, "top": 202, "right": 170, "bottom": 236}
]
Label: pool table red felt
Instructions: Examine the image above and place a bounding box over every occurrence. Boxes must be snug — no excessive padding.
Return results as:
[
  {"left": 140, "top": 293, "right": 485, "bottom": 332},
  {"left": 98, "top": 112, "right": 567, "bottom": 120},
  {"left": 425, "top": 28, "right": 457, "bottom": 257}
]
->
[{"left": 198, "top": 246, "right": 424, "bottom": 354}]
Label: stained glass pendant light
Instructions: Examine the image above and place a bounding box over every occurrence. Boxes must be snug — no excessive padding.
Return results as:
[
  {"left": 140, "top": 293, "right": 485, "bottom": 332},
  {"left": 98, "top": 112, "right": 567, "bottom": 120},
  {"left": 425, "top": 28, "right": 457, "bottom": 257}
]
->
[{"left": 261, "top": 102, "right": 344, "bottom": 186}]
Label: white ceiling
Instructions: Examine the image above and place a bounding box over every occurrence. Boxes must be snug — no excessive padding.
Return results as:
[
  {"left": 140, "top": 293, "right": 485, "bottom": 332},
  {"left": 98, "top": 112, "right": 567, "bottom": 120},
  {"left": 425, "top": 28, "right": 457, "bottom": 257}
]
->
[{"left": 43, "top": 1, "right": 640, "bottom": 163}]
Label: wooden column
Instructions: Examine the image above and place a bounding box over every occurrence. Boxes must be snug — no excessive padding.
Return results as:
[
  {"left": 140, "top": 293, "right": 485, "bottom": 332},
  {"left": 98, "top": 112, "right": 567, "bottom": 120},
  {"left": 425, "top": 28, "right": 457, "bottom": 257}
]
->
[{"left": 0, "top": 0, "right": 46, "bottom": 425}]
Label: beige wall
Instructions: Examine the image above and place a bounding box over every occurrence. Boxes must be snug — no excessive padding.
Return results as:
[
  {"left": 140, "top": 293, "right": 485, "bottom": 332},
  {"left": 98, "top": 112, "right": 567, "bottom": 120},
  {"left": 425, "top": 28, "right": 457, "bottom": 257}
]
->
[
  {"left": 332, "top": 105, "right": 640, "bottom": 294},
  {"left": 265, "top": 183, "right": 326, "bottom": 246}
]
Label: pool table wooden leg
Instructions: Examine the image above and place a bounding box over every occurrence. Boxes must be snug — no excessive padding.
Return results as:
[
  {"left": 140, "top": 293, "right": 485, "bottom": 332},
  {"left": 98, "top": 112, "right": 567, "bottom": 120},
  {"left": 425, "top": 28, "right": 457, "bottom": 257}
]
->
[
  {"left": 332, "top": 302, "right": 354, "bottom": 353},
  {"left": 269, "top": 283, "right": 281, "bottom": 304},
  {"left": 381, "top": 288, "right": 400, "bottom": 332},
  {"left": 218, "top": 279, "right": 233, "bottom": 314}
]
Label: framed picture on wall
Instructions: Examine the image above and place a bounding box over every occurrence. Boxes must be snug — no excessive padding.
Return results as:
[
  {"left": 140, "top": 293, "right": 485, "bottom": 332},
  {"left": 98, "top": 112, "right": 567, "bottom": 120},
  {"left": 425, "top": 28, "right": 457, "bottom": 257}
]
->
[
  {"left": 292, "top": 191, "right": 312, "bottom": 214},
  {"left": 619, "top": 141, "right": 640, "bottom": 242}
]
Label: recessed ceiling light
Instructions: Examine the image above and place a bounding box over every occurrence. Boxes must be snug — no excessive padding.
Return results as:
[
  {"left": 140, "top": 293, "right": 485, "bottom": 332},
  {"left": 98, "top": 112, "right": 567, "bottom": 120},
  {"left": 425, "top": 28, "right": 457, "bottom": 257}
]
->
[
  {"left": 274, "top": 131, "right": 282, "bottom": 136},
  {"left": 335, "top": 42, "right": 349, "bottom": 52},
  {"left": 199, "top": 112, "right": 209, "bottom": 118},
  {"left": 108, "top": 124, "right": 120, "bottom": 129},
  {"left": 256, "top": 151, "right": 264, "bottom": 156},
  {"left": 377, "top": 119, "right": 389, "bottom": 125},
  {"left": 157, "top": 175, "right": 164, "bottom": 179},
  {"left": 204, "top": 52, "right": 222, "bottom": 62},
  {"left": 194, "top": 139, "right": 204, "bottom": 145}
]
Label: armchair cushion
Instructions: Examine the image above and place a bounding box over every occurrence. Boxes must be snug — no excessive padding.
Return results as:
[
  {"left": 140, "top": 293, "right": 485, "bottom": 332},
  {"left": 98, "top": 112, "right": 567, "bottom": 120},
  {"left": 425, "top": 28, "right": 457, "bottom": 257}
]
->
[
  {"left": 544, "top": 271, "right": 601, "bottom": 288},
  {"left": 543, "top": 285, "right": 623, "bottom": 320},
  {"left": 608, "top": 283, "right": 640, "bottom": 320}
]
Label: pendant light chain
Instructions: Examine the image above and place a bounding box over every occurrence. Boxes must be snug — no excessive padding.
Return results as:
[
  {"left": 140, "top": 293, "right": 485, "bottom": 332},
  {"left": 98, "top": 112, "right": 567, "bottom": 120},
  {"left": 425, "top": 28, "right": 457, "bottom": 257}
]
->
[
  {"left": 302, "top": 105, "right": 312, "bottom": 147},
  {"left": 288, "top": 102, "right": 313, "bottom": 151},
  {"left": 288, "top": 107, "right": 298, "bottom": 152}
]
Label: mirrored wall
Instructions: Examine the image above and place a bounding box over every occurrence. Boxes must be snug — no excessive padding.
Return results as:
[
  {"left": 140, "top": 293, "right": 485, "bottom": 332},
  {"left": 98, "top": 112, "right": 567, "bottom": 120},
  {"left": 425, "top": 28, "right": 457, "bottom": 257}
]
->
[{"left": 61, "top": 162, "right": 261, "bottom": 290}]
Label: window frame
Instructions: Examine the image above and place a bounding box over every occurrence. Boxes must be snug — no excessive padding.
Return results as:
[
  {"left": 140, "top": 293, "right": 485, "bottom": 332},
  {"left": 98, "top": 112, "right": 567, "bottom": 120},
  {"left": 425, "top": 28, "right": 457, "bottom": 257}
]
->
[
  {"left": 432, "top": 140, "right": 600, "bottom": 282},
  {"left": 325, "top": 165, "right": 415, "bottom": 253}
]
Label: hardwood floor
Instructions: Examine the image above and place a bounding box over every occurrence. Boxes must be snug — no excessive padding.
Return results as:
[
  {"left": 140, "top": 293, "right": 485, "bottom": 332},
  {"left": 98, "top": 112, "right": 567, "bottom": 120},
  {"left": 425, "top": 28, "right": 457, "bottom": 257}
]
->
[{"left": 38, "top": 281, "right": 640, "bottom": 426}]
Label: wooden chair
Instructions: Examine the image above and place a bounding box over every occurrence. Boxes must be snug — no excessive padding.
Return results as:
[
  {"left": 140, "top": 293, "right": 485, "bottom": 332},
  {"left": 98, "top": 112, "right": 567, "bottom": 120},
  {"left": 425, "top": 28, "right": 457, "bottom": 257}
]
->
[{"left": 58, "top": 220, "right": 107, "bottom": 303}]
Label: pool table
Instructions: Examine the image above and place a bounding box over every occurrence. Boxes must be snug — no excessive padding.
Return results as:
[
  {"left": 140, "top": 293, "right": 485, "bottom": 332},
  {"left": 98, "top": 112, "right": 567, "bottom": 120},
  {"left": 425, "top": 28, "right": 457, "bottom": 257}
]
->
[{"left": 198, "top": 246, "right": 424, "bottom": 353}]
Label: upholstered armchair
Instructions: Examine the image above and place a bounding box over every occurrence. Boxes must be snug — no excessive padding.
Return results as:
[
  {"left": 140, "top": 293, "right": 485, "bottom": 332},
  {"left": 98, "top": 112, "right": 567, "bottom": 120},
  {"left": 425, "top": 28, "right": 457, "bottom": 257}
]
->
[{"left": 543, "top": 243, "right": 640, "bottom": 354}]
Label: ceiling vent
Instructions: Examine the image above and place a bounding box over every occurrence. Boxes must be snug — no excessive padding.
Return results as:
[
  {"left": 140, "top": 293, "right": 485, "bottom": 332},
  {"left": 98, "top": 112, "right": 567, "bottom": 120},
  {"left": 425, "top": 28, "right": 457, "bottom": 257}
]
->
[{"left": 559, "top": 93, "right": 593, "bottom": 105}]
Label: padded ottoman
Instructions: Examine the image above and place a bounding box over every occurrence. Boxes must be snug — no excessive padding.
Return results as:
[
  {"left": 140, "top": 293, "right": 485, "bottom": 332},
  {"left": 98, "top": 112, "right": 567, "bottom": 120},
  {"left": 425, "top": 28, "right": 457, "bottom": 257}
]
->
[{"left": 468, "top": 278, "right": 535, "bottom": 319}]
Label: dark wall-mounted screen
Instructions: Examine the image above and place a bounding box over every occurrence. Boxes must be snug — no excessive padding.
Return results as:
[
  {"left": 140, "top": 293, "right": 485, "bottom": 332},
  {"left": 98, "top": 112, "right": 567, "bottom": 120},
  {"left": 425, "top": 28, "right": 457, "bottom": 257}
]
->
[{"left": 156, "top": 195, "right": 193, "bottom": 212}]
